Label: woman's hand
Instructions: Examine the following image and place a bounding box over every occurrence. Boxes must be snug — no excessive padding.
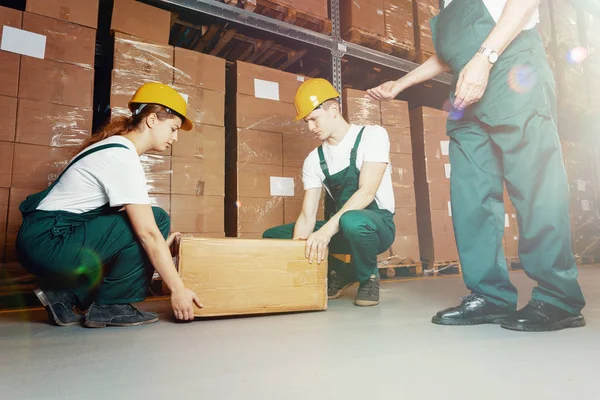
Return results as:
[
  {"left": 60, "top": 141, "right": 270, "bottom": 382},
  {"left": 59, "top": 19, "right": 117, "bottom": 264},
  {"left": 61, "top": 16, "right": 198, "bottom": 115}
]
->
[
  {"left": 166, "top": 231, "right": 181, "bottom": 252},
  {"left": 170, "top": 287, "right": 203, "bottom": 321}
]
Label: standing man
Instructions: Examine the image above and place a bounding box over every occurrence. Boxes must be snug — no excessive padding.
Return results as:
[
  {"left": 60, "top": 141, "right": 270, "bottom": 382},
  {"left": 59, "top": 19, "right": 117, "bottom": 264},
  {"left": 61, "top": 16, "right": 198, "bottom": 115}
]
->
[
  {"left": 263, "top": 78, "right": 396, "bottom": 307},
  {"left": 367, "top": 0, "right": 585, "bottom": 331}
]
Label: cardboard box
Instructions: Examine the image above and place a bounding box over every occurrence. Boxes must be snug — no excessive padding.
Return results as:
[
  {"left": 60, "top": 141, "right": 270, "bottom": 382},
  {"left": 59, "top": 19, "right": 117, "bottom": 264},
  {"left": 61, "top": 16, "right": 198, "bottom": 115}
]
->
[
  {"left": 113, "top": 33, "right": 174, "bottom": 84},
  {"left": 173, "top": 85, "right": 225, "bottom": 127},
  {"left": 414, "top": 0, "right": 438, "bottom": 55},
  {"left": 0, "top": 141, "right": 14, "bottom": 188},
  {"left": 19, "top": 57, "right": 94, "bottom": 108},
  {"left": 22, "top": 12, "right": 96, "bottom": 68},
  {"left": 174, "top": 48, "right": 226, "bottom": 92},
  {"left": 424, "top": 137, "right": 450, "bottom": 164},
  {"left": 11, "top": 143, "right": 73, "bottom": 190},
  {"left": 233, "top": 197, "right": 285, "bottom": 235},
  {"left": 393, "top": 207, "right": 418, "bottom": 236},
  {"left": 341, "top": 0, "right": 385, "bottom": 37},
  {"left": 283, "top": 134, "right": 319, "bottom": 168},
  {"left": 0, "top": 95, "right": 17, "bottom": 142},
  {"left": 0, "top": 5, "right": 23, "bottom": 33},
  {"left": 231, "top": 61, "right": 305, "bottom": 104},
  {"left": 386, "top": 125, "right": 412, "bottom": 154},
  {"left": 342, "top": 88, "right": 382, "bottom": 126},
  {"left": 178, "top": 236, "right": 327, "bottom": 317},
  {"left": 139, "top": 154, "right": 171, "bottom": 195},
  {"left": 170, "top": 195, "right": 224, "bottom": 233},
  {"left": 381, "top": 98, "right": 410, "bottom": 127},
  {"left": 26, "top": 0, "right": 99, "bottom": 29},
  {"left": 237, "top": 129, "right": 283, "bottom": 167},
  {"left": 149, "top": 194, "right": 170, "bottom": 214},
  {"left": 384, "top": 0, "right": 414, "bottom": 46},
  {"left": 388, "top": 234, "right": 420, "bottom": 261},
  {"left": 234, "top": 94, "right": 307, "bottom": 135},
  {"left": 111, "top": 0, "right": 171, "bottom": 44},
  {"left": 427, "top": 181, "right": 451, "bottom": 211},
  {"left": 430, "top": 234, "right": 459, "bottom": 261},
  {"left": 0, "top": 51, "right": 20, "bottom": 98},
  {"left": 236, "top": 163, "right": 283, "bottom": 199},
  {"left": 171, "top": 124, "right": 225, "bottom": 161},
  {"left": 283, "top": 195, "right": 325, "bottom": 225},
  {"left": 282, "top": 166, "right": 306, "bottom": 201},
  {"left": 276, "top": 0, "right": 329, "bottom": 20},
  {"left": 410, "top": 106, "right": 447, "bottom": 135},
  {"left": 171, "top": 157, "right": 225, "bottom": 196},
  {"left": 430, "top": 209, "right": 454, "bottom": 237},
  {"left": 0, "top": 187, "right": 8, "bottom": 231},
  {"left": 110, "top": 70, "right": 155, "bottom": 111},
  {"left": 390, "top": 153, "right": 416, "bottom": 207},
  {"left": 15, "top": 99, "right": 92, "bottom": 148}
]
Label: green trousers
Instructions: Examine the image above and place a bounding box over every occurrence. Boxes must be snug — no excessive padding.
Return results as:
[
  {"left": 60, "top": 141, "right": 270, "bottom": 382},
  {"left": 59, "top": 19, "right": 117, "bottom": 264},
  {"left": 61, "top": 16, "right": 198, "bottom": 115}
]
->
[
  {"left": 17, "top": 207, "right": 170, "bottom": 306},
  {"left": 263, "top": 209, "right": 395, "bottom": 283}
]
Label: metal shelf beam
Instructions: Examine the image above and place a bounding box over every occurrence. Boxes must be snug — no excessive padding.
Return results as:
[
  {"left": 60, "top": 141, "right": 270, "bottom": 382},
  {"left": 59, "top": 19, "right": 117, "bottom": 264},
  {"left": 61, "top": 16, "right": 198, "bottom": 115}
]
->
[{"left": 146, "top": 0, "right": 452, "bottom": 85}]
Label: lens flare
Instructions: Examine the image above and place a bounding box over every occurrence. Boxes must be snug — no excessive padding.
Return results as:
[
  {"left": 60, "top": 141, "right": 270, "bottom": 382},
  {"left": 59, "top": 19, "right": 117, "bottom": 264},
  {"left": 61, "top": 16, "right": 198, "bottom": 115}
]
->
[
  {"left": 443, "top": 99, "right": 465, "bottom": 121},
  {"left": 236, "top": 200, "right": 242, "bottom": 208},
  {"left": 566, "top": 47, "right": 588, "bottom": 64},
  {"left": 508, "top": 65, "right": 537, "bottom": 94}
]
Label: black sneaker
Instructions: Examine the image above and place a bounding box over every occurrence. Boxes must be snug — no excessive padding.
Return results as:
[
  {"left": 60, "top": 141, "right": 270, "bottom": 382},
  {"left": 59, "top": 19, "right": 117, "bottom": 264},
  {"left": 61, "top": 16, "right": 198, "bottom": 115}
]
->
[
  {"left": 354, "top": 273, "right": 380, "bottom": 307},
  {"left": 84, "top": 303, "right": 159, "bottom": 328},
  {"left": 34, "top": 286, "right": 84, "bottom": 327},
  {"left": 432, "top": 294, "right": 512, "bottom": 326},
  {"left": 501, "top": 300, "right": 586, "bottom": 332},
  {"left": 328, "top": 269, "right": 354, "bottom": 299}
]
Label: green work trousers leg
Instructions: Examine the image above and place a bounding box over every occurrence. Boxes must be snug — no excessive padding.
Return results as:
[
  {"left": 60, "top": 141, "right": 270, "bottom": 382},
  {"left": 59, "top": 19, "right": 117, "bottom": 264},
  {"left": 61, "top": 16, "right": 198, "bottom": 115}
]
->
[
  {"left": 263, "top": 209, "right": 395, "bottom": 283},
  {"left": 449, "top": 112, "right": 586, "bottom": 313},
  {"left": 22, "top": 207, "right": 170, "bottom": 306}
]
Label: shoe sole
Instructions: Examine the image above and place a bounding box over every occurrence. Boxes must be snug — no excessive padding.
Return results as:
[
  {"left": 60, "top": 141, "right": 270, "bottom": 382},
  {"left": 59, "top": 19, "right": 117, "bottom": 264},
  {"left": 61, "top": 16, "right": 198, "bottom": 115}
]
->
[
  {"left": 84, "top": 317, "right": 159, "bottom": 328},
  {"left": 431, "top": 313, "right": 509, "bottom": 326},
  {"left": 501, "top": 315, "right": 586, "bottom": 332},
  {"left": 354, "top": 299, "right": 379, "bottom": 307},
  {"left": 328, "top": 283, "right": 354, "bottom": 300},
  {"left": 34, "top": 288, "right": 81, "bottom": 327}
]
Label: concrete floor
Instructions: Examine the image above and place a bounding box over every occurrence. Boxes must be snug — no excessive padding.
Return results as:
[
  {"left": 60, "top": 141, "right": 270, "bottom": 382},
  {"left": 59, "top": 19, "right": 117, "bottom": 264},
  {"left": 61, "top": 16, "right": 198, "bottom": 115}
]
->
[{"left": 1, "top": 267, "right": 599, "bottom": 400}]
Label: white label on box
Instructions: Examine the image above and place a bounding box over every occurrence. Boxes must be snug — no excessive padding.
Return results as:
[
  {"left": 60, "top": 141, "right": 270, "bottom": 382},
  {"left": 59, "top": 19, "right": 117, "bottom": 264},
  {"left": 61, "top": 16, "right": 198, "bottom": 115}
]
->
[
  {"left": 505, "top": 214, "right": 510, "bottom": 228},
  {"left": 377, "top": 9, "right": 384, "bottom": 15},
  {"left": 448, "top": 201, "right": 452, "bottom": 217},
  {"left": 297, "top": 76, "right": 305, "bottom": 82},
  {"left": 179, "top": 92, "right": 189, "bottom": 103},
  {"left": 270, "top": 177, "right": 295, "bottom": 197},
  {"left": 1, "top": 26, "right": 46, "bottom": 59},
  {"left": 254, "top": 79, "right": 280, "bottom": 101},
  {"left": 582, "top": 200, "right": 591, "bottom": 211},
  {"left": 577, "top": 179, "right": 586, "bottom": 191},
  {"left": 440, "top": 140, "right": 450, "bottom": 156},
  {"left": 444, "top": 163, "right": 451, "bottom": 179}
]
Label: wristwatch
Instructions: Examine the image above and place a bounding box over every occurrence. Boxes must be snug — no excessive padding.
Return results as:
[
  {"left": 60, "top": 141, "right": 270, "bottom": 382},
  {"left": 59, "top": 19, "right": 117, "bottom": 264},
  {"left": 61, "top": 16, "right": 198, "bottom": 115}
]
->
[{"left": 478, "top": 46, "right": 499, "bottom": 64}]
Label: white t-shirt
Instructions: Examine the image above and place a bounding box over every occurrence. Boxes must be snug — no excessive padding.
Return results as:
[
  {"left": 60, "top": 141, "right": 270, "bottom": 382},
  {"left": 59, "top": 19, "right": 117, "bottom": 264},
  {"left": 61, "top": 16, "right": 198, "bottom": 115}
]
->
[
  {"left": 37, "top": 136, "right": 151, "bottom": 213},
  {"left": 444, "top": 0, "right": 539, "bottom": 30},
  {"left": 302, "top": 125, "right": 395, "bottom": 214}
]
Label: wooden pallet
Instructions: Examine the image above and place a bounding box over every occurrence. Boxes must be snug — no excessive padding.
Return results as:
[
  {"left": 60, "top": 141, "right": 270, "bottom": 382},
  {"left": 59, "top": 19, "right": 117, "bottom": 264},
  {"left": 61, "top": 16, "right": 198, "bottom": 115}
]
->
[
  {"left": 343, "top": 28, "right": 416, "bottom": 61},
  {"left": 221, "top": 0, "right": 332, "bottom": 34},
  {"left": 378, "top": 255, "right": 423, "bottom": 279},
  {"left": 423, "top": 261, "right": 462, "bottom": 276}
]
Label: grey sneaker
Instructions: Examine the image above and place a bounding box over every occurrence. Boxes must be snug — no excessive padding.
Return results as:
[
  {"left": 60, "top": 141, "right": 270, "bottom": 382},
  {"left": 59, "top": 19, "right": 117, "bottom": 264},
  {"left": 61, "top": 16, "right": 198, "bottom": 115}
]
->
[
  {"left": 34, "top": 286, "right": 84, "bottom": 326},
  {"left": 354, "top": 273, "right": 380, "bottom": 307},
  {"left": 328, "top": 269, "right": 354, "bottom": 299},
  {"left": 84, "top": 303, "right": 159, "bottom": 328}
]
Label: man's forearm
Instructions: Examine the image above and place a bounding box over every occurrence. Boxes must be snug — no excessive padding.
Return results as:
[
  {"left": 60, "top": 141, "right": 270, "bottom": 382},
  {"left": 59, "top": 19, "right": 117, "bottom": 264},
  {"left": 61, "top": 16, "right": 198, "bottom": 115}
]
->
[
  {"left": 293, "top": 213, "right": 317, "bottom": 239},
  {"left": 323, "top": 189, "right": 376, "bottom": 235},
  {"left": 481, "top": 0, "right": 539, "bottom": 56},
  {"left": 397, "top": 54, "right": 448, "bottom": 90}
]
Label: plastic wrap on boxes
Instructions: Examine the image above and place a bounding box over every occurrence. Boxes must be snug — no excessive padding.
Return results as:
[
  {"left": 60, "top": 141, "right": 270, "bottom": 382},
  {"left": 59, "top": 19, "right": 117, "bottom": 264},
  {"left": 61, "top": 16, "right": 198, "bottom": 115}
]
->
[
  {"left": 414, "top": 0, "right": 438, "bottom": 57},
  {"left": 139, "top": 154, "right": 171, "bottom": 194},
  {"left": 172, "top": 125, "right": 225, "bottom": 161},
  {"left": 340, "top": 0, "right": 385, "bottom": 37},
  {"left": 383, "top": 0, "right": 414, "bottom": 49},
  {"left": 171, "top": 157, "right": 224, "bottom": 196},
  {"left": 342, "top": 88, "right": 382, "bottom": 125},
  {"left": 15, "top": 99, "right": 92, "bottom": 148},
  {"left": 111, "top": 0, "right": 171, "bottom": 45},
  {"left": 174, "top": 47, "right": 226, "bottom": 92},
  {"left": 237, "top": 129, "right": 284, "bottom": 166},
  {"left": 381, "top": 99, "right": 410, "bottom": 127},
  {"left": 11, "top": 143, "right": 74, "bottom": 190},
  {"left": 113, "top": 33, "right": 174, "bottom": 83},
  {"left": 234, "top": 94, "right": 309, "bottom": 135},
  {"left": 26, "top": 0, "right": 99, "bottom": 29},
  {"left": 170, "top": 194, "right": 224, "bottom": 233}
]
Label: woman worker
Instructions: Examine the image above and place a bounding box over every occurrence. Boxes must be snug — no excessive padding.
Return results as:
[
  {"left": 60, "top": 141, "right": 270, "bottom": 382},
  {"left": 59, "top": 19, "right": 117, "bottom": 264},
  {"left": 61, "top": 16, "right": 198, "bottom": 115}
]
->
[
  {"left": 367, "top": 0, "right": 585, "bottom": 332},
  {"left": 16, "top": 82, "right": 202, "bottom": 328}
]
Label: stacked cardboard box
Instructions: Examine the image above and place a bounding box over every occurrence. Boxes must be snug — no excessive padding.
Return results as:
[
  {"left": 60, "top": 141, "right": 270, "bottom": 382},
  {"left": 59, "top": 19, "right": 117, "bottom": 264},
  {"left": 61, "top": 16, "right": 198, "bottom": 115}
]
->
[
  {"left": 410, "top": 106, "right": 458, "bottom": 264},
  {"left": 226, "top": 61, "right": 320, "bottom": 238},
  {"left": 561, "top": 140, "right": 600, "bottom": 262},
  {"left": 503, "top": 190, "right": 519, "bottom": 261},
  {"left": 277, "top": 0, "right": 329, "bottom": 20},
  {"left": 1, "top": 2, "right": 98, "bottom": 267},
  {"left": 342, "top": 89, "right": 419, "bottom": 263},
  {"left": 413, "top": 0, "right": 438, "bottom": 62}
]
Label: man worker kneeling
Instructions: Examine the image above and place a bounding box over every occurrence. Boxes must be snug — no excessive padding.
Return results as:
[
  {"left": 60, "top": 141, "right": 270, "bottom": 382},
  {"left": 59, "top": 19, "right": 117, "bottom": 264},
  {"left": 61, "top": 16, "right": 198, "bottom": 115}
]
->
[{"left": 263, "top": 79, "right": 396, "bottom": 307}]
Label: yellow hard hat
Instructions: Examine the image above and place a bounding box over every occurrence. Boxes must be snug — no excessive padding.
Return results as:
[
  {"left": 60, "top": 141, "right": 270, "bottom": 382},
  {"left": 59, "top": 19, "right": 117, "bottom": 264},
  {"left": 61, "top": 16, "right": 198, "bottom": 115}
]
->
[
  {"left": 128, "top": 82, "right": 193, "bottom": 131},
  {"left": 294, "top": 78, "right": 340, "bottom": 121}
]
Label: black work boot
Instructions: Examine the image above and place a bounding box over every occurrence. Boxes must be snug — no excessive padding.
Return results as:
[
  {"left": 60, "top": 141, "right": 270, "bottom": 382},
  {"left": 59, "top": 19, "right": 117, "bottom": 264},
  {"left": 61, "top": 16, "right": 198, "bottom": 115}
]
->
[
  {"left": 84, "top": 303, "right": 159, "bottom": 328},
  {"left": 354, "top": 272, "right": 380, "bottom": 307},
  {"left": 328, "top": 268, "right": 354, "bottom": 299},
  {"left": 34, "top": 286, "right": 84, "bottom": 327},
  {"left": 501, "top": 300, "right": 586, "bottom": 332},
  {"left": 432, "top": 294, "right": 513, "bottom": 326}
]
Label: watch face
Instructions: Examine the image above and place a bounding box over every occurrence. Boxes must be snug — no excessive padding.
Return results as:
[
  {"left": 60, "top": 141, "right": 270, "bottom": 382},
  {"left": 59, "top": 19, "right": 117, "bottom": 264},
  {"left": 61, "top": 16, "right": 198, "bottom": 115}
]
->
[{"left": 489, "top": 52, "right": 499, "bottom": 63}]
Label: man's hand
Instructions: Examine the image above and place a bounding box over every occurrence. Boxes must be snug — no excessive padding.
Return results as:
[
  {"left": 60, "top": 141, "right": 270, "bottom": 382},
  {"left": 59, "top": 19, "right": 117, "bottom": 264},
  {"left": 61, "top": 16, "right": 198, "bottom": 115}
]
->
[
  {"left": 166, "top": 232, "right": 181, "bottom": 248},
  {"left": 171, "top": 287, "right": 203, "bottom": 321},
  {"left": 366, "top": 80, "right": 404, "bottom": 101},
  {"left": 453, "top": 54, "right": 492, "bottom": 110},
  {"left": 305, "top": 226, "right": 334, "bottom": 264}
]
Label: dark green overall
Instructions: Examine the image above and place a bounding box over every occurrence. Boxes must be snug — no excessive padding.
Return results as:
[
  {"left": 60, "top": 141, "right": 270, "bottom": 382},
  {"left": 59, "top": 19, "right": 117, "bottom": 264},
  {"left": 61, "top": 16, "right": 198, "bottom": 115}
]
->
[
  {"left": 263, "top": 127, "right": 395, "bottom": 283},
  {"left": 431, "top": 0, "right": 585, "bottom": 312},
  {"left": 16, "top": 144, "right": 170, "bottom": 307}
]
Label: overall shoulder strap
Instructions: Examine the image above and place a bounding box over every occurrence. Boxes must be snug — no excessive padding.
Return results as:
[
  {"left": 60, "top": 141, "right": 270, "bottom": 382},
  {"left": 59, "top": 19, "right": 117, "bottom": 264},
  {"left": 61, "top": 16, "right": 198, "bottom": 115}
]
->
[
  {"left": 317, "top": 145, "right": 331, "bottom": 180},
  {"left": 56, "top": 143, "right": 130, "bottom": 182},
  {"left": 349, "top": 126, "right": 366, "bottom": 161}
]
